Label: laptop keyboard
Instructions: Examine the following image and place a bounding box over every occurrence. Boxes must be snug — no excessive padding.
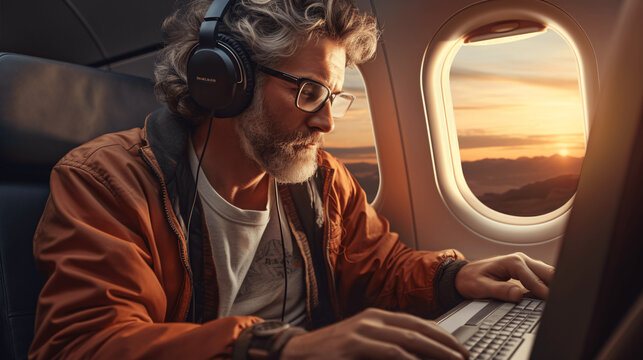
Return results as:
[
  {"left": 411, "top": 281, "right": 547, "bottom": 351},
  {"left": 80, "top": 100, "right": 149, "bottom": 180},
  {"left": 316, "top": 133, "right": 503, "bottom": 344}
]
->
[{"left": 460, "top": 299, "right": 545, "bottom": 360}]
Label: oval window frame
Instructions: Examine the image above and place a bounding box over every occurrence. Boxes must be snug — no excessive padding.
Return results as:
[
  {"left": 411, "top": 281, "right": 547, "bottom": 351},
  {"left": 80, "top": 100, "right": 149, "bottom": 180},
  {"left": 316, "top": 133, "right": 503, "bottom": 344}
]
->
[
  {"left": 323, "top": 65, "right": 382, "bottom": 204},
  {"left": 421, "top": 0, "right": 598, "bottom": 244}
]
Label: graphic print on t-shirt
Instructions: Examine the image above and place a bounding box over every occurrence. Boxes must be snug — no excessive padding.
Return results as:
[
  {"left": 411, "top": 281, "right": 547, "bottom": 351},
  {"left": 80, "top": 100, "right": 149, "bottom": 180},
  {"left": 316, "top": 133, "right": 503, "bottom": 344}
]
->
[{"left": 235, "top": 237, "right": 304, "bottom": 301}]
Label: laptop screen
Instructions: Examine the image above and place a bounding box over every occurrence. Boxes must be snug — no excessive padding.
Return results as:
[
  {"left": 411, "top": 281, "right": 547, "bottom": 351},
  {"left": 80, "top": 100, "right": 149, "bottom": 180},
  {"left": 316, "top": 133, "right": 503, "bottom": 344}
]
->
[{"left": 530, "top": 0, "right": 643, "bottom": 358}]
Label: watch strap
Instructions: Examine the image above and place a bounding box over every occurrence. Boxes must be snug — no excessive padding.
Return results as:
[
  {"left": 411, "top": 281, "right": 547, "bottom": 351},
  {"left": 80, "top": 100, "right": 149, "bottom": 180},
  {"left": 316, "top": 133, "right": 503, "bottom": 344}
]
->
[
  {"left": 268, "top": 326, "right": 307, "bottom": 359},
  {"left": 233, "top": 321, "right": 307, "bottom": 360}
]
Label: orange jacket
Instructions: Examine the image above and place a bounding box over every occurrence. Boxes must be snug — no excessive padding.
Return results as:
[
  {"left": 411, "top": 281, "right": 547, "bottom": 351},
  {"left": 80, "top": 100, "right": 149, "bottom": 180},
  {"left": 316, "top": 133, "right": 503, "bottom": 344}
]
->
[{"left": 29, "top": 108, "right": 465, "bottom": 359}]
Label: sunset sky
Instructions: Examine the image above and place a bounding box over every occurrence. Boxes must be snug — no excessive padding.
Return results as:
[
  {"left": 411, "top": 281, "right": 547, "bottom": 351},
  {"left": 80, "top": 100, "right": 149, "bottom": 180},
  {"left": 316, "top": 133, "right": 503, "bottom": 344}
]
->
[
  {"left": 451, "top": 29, "right": 586, "bottom": 162},
  {"left": 323, "top": 28, "right": 586, "bottom": 165}
]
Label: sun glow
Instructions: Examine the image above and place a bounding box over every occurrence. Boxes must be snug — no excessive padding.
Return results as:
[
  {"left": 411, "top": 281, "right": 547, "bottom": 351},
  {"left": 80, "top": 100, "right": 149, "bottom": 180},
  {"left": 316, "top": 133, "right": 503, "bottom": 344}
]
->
[{"left": 451, "top": 29, "right": 586, "bottom": 162}]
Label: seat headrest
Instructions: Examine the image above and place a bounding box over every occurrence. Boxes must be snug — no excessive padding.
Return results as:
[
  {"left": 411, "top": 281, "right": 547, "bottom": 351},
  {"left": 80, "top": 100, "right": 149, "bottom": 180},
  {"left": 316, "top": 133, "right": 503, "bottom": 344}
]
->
[{"left": 0, "top": 53, "right": 161, "bottom": 182}]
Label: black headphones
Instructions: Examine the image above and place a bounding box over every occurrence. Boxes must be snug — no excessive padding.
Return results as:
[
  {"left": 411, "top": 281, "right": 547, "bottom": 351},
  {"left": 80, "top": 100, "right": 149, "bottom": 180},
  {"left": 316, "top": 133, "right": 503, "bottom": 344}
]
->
[
  {"left": 187, "top": 0, "right": 255, "bottom": 118},
  {"left": 186, "top": 1, "right": 288, "bottom": 324}
]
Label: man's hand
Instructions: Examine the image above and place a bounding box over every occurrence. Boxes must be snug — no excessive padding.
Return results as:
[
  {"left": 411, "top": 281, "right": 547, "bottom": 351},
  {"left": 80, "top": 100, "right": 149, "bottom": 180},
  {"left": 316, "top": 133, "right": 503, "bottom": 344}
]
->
[
  {"left": 455, "top": 252, "right": 555, "bottom": 302},
  {"left": 281, "top": 308, "right": 469, "bottom": 360}
]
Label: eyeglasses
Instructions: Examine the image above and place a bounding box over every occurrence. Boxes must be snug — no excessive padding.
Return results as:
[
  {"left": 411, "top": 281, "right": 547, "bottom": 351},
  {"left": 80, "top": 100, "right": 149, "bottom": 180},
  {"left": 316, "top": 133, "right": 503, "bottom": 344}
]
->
[{"left": 257, "top": 64, "right": 355, "bottom": 119}]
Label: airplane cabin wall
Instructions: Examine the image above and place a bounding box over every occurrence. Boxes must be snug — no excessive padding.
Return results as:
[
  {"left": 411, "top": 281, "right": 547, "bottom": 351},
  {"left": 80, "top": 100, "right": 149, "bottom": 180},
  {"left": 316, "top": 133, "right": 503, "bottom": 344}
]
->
[{"left": 354, "top": 0, "right": 625, "bottom": 264}]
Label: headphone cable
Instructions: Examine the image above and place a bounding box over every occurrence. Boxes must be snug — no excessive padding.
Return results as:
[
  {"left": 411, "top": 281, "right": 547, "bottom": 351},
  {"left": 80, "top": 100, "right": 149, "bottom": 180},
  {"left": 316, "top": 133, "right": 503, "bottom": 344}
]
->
[
  {"left": 186, "top": 115, "right": 214, "bottom": 323},
  {"left": 186, "top": 117, "right": 288, "bottom": 323}
]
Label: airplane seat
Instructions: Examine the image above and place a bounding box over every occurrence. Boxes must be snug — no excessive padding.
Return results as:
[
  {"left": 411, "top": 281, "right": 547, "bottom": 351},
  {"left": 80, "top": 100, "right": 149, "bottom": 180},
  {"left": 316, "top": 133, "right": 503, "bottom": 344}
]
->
[{"left": 0, "top": 52, "right": 161, "bottom": 360}]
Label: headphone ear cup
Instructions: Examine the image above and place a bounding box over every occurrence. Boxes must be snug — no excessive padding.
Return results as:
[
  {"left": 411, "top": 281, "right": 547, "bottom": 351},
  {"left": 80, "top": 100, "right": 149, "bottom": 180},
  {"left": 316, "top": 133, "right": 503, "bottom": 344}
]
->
[
  {"left": 186, "top": 34, "right": 255, "bottom": 118},
  {"left": 215, "top": 34, "right": 255, "bottom": 117}
]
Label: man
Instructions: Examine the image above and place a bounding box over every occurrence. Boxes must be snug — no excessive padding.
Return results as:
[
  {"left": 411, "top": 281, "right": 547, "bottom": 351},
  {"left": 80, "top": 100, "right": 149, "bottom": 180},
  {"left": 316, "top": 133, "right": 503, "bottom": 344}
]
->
[{"left": 29, "top": 0, "right": 554, "bottom": 359}]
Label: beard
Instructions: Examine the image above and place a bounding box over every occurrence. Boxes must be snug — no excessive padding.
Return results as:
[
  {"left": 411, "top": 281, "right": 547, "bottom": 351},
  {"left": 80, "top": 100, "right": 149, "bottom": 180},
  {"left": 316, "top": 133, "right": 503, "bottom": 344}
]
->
[{"left": 235, "top": 87, "right": 323, "bottom": 184}]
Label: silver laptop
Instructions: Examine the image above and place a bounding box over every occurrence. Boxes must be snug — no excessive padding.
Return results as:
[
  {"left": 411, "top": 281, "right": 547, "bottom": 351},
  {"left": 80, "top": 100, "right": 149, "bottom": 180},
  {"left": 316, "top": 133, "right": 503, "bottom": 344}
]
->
[{"left": 437, "top": 298, "right": 543, "bottom": 360}]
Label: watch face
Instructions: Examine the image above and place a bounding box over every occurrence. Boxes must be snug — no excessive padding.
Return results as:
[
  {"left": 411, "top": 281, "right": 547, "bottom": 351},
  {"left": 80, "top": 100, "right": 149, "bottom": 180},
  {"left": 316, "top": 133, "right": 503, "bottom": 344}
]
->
[{"left": 252, "top": 320, "right": 291, "bottom": 337}]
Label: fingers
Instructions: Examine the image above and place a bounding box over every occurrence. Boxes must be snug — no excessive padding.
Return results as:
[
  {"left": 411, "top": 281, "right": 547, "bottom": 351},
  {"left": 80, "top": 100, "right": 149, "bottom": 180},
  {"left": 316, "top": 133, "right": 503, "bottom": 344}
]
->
[
  {"left": 476, "top": 276, "right": 524, "bottom": 302},
  {"left": 352, "top": 335, "right": 419, "bottom": 360},
  {"left": 361, "top": 323, "right": 467, "bottom": 360},
  {"left": 505, "top": 253, "right": 552, "bottom": 299},
  {"left": 283, "top": 309, "right": 470, "bottom": 360},
  {"left": 375, "top": 310, "right": 467, "bottom": 357},
  {"left": 456, "top": 253, "right": 555, "bottom": 303},
  {"left": 360, "top": 309, "right": 468, "bottom": 359},
  {"left": 524, "top": 256, "right": 555, "bottom": 285}
]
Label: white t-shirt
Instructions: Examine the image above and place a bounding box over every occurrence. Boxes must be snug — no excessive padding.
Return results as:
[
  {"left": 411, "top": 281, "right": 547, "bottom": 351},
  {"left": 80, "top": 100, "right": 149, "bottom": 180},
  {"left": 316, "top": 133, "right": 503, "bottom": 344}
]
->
[{"left": 188, "top": 144, "right": 307, "bottom": 326}]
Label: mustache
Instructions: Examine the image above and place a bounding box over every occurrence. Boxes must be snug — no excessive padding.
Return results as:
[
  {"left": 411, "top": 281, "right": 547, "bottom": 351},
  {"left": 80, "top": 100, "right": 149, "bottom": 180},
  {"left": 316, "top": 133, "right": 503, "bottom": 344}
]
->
[{"left": 277, "top": 130, "right": 324, "bottom": 148}]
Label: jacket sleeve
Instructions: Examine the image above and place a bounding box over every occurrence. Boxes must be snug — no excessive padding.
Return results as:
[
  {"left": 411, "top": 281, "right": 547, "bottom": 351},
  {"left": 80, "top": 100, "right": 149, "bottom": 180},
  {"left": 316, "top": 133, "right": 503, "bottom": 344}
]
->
[
  {"left": 29, "top": 161, "right": 261, "bottom": 360},
  {"left": 326, "top": 158, "right": 465, "bottom": 319}
]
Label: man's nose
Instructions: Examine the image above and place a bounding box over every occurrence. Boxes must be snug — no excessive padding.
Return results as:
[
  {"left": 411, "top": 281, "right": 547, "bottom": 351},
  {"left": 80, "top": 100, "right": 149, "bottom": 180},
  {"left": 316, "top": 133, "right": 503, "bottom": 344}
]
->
[{"left": 307, "top": 102, "right": 334, "bottom": 133}]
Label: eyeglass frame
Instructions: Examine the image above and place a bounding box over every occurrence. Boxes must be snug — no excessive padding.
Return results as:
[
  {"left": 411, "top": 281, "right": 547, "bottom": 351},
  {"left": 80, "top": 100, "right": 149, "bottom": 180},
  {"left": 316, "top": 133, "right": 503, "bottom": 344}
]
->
[{"left": 256, "top": 64, "right": 355, "bottom": 118}]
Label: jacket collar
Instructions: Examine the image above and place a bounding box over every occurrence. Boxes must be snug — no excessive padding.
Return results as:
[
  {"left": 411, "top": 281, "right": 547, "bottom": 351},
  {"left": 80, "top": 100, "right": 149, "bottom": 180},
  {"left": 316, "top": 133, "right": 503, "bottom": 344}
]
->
[{"left": 144, "top": 107, "right": 192, "bottom": 185}]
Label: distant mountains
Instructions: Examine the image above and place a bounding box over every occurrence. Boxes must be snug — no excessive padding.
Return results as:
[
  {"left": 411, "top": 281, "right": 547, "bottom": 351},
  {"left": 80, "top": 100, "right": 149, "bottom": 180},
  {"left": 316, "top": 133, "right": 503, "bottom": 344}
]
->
[
  {"left": 462, "top": 154, "right": 583, "bottom": 195},
  {"left": 464, "top": 155, "right": 584, "bottom": 215},
  {"left": 477, "top": 173, "right": 579, "bottom": 216},
  {"left": 336, "top": 153, "right": 584, "bottom": 216}
]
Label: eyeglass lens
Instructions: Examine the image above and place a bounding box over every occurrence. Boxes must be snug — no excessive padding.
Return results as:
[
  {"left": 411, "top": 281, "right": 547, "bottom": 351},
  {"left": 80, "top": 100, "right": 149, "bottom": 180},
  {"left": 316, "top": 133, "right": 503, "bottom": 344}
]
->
[
  {"left": 330, "top": 93, "right": 355, "bottom": 118},
  {"left": 296, "top": 81, "right": 355, "bottom": 118},
  {"left": 297, "top": 82, "right": 328, "bottom": 112}
]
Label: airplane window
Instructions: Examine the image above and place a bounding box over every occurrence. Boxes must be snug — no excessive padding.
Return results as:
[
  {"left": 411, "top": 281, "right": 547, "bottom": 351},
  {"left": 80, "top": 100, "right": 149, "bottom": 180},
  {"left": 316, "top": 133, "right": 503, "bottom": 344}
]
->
[
  {"left": 323, "top": 67, "right": 379, "bottom": 202},
  {"left": 449, "top": 28, "right": 585, "bottom": 217}
]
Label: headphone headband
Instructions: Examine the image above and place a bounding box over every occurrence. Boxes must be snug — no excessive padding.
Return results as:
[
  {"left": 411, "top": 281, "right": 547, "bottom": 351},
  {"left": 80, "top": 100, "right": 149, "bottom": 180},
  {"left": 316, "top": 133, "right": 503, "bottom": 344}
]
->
[
  {"left": 187, "top": 0, "right": 254, "bottom": 117},
  {"left": 199, "top": 0, "right": 233, "bottom": 48}
]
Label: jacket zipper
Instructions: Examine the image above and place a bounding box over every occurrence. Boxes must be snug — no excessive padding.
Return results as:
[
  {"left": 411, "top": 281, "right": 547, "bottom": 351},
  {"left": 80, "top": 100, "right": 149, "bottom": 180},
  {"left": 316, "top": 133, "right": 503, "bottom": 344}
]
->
[{"left": 139, "top": 148, "right": 193, "bottom": 319}]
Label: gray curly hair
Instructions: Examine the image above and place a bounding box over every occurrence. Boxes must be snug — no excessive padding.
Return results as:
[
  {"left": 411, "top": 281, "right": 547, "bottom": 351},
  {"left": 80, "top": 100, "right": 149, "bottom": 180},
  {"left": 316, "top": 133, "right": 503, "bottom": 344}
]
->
[{"left": 154, "top": 0, "right": 380, "bottom": 125}]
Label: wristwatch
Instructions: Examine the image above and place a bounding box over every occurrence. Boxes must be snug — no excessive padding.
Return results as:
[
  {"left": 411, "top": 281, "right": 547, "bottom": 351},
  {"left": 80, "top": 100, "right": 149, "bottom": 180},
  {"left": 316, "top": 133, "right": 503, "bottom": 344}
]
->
[{"left": 233, "top": 320, "right": 306, "bottom": 360}]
